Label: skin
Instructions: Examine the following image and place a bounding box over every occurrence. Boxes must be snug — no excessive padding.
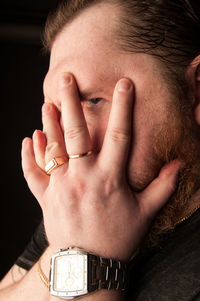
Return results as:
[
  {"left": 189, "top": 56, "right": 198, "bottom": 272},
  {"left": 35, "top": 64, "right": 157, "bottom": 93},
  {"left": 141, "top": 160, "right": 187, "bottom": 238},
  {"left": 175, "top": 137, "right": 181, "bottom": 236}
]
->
[
  {"left": 21, "top": 3, "right": 183, "bottom": 300},
  {"left": 25, "top": 2, "right": 183, "bottom": 258},
  {"left": 1, "top": 2, "right": 200, "bottom": 301},
  {"left": 43, "top": 3, "right": 175, "bottom": 191}
]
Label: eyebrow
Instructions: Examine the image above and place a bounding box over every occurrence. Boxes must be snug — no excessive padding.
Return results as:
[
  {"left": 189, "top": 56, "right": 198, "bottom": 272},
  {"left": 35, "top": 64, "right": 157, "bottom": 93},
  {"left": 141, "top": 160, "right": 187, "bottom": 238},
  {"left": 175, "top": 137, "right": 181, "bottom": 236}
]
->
[{"left": 79, "top": 89, "right": 105, "bottom": 100}]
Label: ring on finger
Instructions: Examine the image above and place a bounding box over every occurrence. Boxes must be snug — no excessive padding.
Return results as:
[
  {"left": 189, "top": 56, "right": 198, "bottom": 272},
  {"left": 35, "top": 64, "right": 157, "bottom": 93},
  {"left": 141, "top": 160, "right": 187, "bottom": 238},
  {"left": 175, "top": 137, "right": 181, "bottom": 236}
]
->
[
  {"left": 68, "top": 151, "right": 93, "bottom": 160},
  {"left": 45, "top": 156, "right": 68, "bottom": 175}
]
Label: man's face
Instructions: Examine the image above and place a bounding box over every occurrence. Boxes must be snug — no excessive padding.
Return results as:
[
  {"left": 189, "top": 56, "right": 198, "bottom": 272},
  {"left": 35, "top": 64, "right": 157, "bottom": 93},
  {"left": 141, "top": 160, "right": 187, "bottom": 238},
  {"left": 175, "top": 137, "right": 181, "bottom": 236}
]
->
[
  {"left": 44, "top": 2, "right": 182, "bottom": 192},
  {"left": 43, "top": 2, "right": 200, "bottom": 246}
]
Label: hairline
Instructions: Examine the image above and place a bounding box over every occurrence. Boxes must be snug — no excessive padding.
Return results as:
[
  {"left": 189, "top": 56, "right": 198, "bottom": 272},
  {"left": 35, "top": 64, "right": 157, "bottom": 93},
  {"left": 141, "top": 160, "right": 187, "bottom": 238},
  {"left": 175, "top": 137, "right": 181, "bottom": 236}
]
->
[{"left": 46, "top": 0, "right": 190, "bottom": 104}]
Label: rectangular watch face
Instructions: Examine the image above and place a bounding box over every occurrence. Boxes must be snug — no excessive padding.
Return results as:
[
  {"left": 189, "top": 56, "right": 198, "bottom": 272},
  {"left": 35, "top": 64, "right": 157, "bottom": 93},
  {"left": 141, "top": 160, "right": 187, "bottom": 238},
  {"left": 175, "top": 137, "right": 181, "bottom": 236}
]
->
[{"left": 50, "top": 251, "right": 88, "bottom": 299}]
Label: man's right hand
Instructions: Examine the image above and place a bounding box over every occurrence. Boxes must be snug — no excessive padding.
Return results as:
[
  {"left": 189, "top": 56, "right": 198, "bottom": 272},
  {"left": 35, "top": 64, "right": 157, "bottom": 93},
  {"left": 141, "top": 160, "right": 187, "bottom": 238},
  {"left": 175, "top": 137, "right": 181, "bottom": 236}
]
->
[{"left": 21, "top": 73, "right": 182, "bottom": 262}]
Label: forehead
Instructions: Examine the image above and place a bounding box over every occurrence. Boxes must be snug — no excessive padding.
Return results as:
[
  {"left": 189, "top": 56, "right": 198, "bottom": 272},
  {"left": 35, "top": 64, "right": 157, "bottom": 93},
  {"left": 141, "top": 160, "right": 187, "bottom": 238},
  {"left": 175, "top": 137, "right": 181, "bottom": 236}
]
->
[
  {"left": 45, "top": 2, "right": 165, "bottom": 103},
  {"left": 52, "top": 3, "right": 117, "bottom": 50},
  {"left": 50, "top": 2, "right": 118, "bottom": 62},
  {"left": 48, "top": 2, "right": 121, "bottom": 92}
]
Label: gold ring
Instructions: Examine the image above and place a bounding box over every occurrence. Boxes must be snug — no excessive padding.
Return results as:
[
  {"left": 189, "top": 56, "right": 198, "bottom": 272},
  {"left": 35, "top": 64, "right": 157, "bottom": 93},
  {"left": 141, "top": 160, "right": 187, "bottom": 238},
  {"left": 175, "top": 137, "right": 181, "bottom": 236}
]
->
[
  {"left": 45, "top": 156, "right": 68, "bottom": 175},
  {"left": 68, "top": 151, "right": 93, "bottom": 159}
]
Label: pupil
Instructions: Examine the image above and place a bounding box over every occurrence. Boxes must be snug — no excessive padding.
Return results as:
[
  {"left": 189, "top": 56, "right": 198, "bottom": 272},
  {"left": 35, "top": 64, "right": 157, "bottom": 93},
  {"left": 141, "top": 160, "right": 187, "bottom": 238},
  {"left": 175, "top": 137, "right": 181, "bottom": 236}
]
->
[{"left": 90, "top": 98, "right": 101, "bottom": 104}]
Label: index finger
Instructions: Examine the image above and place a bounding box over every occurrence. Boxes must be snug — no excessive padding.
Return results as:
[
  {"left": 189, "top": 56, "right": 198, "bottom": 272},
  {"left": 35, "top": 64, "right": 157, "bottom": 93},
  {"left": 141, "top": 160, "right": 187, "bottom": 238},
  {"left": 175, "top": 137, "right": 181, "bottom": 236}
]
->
[
  {"left": 60, "top": 73, "right": 92, "bottom": 159},
  {"left": 98, "top": 78, "right": 134, "bottom": 174}
]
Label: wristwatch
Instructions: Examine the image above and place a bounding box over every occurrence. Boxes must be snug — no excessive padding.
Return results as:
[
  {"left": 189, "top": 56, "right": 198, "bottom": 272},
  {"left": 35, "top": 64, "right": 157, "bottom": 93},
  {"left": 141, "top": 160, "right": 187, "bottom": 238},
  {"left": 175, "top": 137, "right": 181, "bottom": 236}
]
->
[{"left": 49, "top": 247, "right": 128, "bottom": 299}]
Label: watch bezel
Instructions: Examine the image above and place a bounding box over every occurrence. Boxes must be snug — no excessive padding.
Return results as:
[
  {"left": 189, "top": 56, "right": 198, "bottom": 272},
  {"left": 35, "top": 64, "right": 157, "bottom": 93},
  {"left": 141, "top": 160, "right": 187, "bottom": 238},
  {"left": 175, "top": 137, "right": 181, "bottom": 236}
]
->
[{"left": 49, "top": 248, "right": 88, "bottom": 300}]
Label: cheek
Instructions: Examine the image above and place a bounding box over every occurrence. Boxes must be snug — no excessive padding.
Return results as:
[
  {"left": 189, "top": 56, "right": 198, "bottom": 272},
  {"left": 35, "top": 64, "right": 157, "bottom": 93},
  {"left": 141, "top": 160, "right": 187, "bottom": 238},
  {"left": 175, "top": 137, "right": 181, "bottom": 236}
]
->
[
  {"left": 127, "top": 90, "right": 172, "bottom": 189},
  {"left": 129, "top": 102, "right": 156, "bottom": 174}
]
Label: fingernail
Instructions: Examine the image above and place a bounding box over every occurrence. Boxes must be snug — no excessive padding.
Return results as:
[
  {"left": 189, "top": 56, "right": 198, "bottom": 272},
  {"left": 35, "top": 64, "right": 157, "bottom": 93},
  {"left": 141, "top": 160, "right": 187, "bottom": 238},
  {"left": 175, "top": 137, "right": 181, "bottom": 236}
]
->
[
  {"left": 33, "top": 130, "right": 38, "bottom": 140},
  {"left": 33, "top": 129, "right": 43, "bottom": 141},
  {"left": 117, "top": 79, "right": 132, "bottom": 92},
  {"left": 60, "top": 73, "right": 72, "bottom": 87},
  {"left": 22, "top": 137, "right": 30, "bottom": 147}
]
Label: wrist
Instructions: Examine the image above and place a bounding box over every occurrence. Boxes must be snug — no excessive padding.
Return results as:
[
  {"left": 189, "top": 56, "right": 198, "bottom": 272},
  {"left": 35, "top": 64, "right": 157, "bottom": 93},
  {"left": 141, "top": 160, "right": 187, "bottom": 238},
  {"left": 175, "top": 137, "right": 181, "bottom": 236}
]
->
[
  {"left": 37, "top": 247, "right": 55, "bottom": 289},
  {"left": 41, "top": 247, "right": 129, "bottom": 300},
  {"left": 49, "top": 289, "right": 124, "bottom": 301},
  {"left": 48, "top": 242, "right": 136, "bottom": 263}
]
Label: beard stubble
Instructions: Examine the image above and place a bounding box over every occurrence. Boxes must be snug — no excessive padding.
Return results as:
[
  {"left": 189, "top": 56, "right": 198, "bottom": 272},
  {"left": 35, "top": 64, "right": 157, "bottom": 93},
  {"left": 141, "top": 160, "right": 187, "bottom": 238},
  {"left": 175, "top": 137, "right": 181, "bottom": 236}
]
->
[{"left": 143, "top": 99, "right": 200, "bottom": 248}]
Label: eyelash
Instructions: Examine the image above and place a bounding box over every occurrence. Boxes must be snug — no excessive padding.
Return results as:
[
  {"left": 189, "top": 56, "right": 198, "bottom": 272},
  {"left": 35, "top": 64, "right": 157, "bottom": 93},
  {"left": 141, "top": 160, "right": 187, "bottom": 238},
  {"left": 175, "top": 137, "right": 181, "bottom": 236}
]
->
[{"left": 86, "top": 98, "right": 102, "bottom": 106}]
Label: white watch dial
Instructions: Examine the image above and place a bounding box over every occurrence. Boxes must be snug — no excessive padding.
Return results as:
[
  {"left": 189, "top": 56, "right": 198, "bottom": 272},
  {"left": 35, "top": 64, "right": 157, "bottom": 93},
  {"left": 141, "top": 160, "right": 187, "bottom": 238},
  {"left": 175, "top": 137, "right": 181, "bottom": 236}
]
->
[{"left": 53, "top": 254, "right": 87, "bottom": 293}]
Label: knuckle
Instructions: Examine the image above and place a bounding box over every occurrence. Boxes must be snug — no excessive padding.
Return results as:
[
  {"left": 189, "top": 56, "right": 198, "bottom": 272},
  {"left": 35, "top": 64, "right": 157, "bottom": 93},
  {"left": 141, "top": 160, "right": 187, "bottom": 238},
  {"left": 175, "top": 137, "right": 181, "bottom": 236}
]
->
[
  {"left": 104, "top": 181, "right": 116, "bottom": 197},
  {"left": 64, "top": 125, "right": 87, "bottom": 140},
  {"left": 95, "top": 173, "right": 118, "bottom": 198},
  {"left": 104, "top": 178, "right": 119, "bottom": 197},
  {"left": 109, "top": 127, "right": 130, "bottom": 143}
]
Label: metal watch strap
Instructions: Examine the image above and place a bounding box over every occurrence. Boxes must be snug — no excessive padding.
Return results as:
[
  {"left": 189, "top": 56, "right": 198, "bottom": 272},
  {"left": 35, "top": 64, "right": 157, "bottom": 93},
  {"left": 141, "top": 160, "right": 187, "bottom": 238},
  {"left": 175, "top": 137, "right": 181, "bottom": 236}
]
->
[{"left": 88, "top": 254, "right": 128, "bottom": 292}]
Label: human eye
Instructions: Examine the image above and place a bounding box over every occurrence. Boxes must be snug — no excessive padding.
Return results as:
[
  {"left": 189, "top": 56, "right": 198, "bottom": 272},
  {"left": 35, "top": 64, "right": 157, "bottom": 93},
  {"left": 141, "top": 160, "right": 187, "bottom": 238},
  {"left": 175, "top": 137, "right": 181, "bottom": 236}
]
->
[{"left": 86, "top": 98, "right": 103, "bottom": 106}]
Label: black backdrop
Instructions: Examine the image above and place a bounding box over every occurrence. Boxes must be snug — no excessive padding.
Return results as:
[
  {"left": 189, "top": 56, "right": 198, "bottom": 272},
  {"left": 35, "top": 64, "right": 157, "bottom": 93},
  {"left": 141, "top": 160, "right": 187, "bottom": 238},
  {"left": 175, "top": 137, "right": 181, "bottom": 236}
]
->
[{"left": 0, "top": 0, "right": 59, "bottom": 279}]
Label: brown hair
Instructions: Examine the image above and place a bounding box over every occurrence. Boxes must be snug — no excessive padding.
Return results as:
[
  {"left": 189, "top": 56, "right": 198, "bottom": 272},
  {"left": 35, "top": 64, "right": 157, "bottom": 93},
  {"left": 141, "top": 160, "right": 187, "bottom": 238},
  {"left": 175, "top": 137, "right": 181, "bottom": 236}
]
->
[
  {"left": 42, "top": 0, "right": 200, "bottom": 114},
  {"left": 43, "top": 0, "right": 103, "bottom": 50},
  {"left": 43, "top": 0, "right": 200, "bottom": 69}
]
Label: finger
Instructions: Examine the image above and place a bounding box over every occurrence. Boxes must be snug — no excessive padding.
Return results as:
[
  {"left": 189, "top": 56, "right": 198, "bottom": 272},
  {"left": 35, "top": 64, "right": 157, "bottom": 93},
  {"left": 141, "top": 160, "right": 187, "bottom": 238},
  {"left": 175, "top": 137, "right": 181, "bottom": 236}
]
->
[
  {"left": 60, "top": 73, "right": 92, "bottom": 159},
  {"left": 99, "top": 78, "right": 134, "bottom": 173},
  {"left": 22, "top": 137, "right": 49, "bottom": 203},
  {"left": 138, "top": 160, "right": 182, "bottom": 218},
  {"left": 42, "top": 102, "right": 67, "bottom": 163},
  {"left": 33, "top": 130, "right": 47, "bottom": 169}
]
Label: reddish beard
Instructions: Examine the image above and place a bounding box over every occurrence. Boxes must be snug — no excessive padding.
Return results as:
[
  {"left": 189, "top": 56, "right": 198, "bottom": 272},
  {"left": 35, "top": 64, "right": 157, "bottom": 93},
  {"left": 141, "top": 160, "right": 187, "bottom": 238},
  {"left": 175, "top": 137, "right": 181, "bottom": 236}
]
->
[{"left": 143, "top": 100, "right": 200, "bottom": 248}]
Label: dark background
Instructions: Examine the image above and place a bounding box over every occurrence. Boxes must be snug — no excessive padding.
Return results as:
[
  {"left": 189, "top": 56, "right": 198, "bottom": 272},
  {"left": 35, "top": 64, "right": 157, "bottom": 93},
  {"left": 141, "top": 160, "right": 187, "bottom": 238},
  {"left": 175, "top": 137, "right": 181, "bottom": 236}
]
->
[{"left": 0, "top": 0, "right": 59, "bottom": 279}]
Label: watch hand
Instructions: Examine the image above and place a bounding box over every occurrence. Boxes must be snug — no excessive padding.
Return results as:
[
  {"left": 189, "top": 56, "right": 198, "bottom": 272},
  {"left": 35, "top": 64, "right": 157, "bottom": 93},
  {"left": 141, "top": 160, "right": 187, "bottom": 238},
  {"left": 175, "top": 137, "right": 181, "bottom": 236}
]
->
[{"left": 67, "top": 262, "right": 71, "bottom": 277}]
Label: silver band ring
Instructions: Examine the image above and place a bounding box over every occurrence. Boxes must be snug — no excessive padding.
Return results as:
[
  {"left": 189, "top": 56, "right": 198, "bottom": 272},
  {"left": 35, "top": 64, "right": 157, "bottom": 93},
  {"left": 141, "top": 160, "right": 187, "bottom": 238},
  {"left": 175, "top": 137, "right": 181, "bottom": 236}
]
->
[
  {"left": 45, "top": 156, "right": 68, "bottom": 175},
  {"left": 68, "top": 151, "right": 93, "bottom": 159}
]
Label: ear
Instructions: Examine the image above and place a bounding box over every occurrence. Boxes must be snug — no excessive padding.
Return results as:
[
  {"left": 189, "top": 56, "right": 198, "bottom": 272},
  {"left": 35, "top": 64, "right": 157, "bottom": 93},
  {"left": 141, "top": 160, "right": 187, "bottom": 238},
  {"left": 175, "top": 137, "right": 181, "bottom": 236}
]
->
[{"left": 186, "top": 55, "right": 200, "bottom": 125}]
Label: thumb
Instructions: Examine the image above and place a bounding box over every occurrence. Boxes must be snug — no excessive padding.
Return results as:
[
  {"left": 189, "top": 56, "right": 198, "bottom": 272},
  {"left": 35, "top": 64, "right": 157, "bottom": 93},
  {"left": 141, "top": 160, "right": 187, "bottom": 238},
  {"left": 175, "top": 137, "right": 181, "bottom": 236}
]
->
[{"left": 138, "top": 160, "right": 183, "bottom": 219}]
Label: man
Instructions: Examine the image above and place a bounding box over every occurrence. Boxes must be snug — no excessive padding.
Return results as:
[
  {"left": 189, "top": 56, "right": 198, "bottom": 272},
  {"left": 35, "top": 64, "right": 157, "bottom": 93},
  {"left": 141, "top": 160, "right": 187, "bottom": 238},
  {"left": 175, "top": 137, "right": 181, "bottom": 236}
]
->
[{"left": 0, "top": 0, "right": 200, "bottom": 300}]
